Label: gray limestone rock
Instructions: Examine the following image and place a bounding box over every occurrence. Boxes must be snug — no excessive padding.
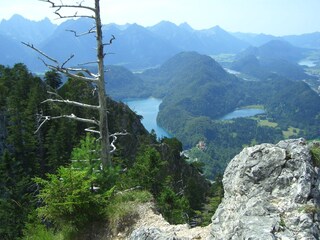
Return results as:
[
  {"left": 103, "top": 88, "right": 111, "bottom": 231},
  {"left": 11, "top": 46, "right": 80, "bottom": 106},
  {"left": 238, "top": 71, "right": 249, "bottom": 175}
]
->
[
  {"left": 129, "top": 227, "right": 187, "bottom": 240},
  {"left": 211, "top": 138, "right": 320, "bottom": 240}
]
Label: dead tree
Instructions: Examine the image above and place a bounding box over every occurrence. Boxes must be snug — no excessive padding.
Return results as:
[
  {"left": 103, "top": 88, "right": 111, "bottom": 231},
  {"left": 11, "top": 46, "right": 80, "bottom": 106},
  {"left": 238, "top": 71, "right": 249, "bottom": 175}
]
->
[{"left": 23, "top": 0, "right": 122, "bottom": 167}]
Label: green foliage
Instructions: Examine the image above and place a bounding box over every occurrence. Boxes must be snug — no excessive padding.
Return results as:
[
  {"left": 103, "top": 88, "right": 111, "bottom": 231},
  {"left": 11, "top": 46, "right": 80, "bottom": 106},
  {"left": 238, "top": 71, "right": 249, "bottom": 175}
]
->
[
  {"left": 127, "top": 146, "right": 165, "bottom": 194},
  {"left": 70, "top": 133, "right": 101, "bottom": 172},
  {"left": 34, "top": 166, "right": 114, "bottom": 230},
  {"left": 44, "top": 70, "right": 62, "bottom": 90},
  {"left": 140, "top": 51, "right": 320, "bottom": 178},
  {"left": 311, "top": 143, "right": 320, "bottom": 167},
  {"left": 279, "top": 217, "right": 286, "bottom": 228},
  {"left": 299, "top": 204, "right": 319, "bottom": 214},
  {"left": 33, "top": 134, "right": 119, "bottom": 230},
  {"left": 24, "top": 132, "right": 152, "bottom": 239},
  {"left": 158, "top": 74, "right": 319, "bottom": 177},
  {"left": 121, "top": 144, "right": 210, "bottom": 225},
  {"left": 0, "top": 63, "right": 212, "bottom": 236},
  {"left": 157, "top": 180, "right": 190, "bottom": 224},
  {"left": 198, "top": 174, "right": 224, "bottom": 226},
  {"left": 0, "top": 64, "right": 48, "bottom": 239},
  {"left": 23, "top": 223, "right": 63, "bottom": 240}
]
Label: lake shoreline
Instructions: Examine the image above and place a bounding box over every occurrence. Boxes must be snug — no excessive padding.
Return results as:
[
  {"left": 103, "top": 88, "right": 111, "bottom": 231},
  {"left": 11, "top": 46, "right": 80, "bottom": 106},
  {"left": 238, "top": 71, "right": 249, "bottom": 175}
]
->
[
  {"left": 220, "top": 108, "right": 266, "bottom": 120},
  {"left": 122, "top": 97, "right": 172, "bottom": 138}
]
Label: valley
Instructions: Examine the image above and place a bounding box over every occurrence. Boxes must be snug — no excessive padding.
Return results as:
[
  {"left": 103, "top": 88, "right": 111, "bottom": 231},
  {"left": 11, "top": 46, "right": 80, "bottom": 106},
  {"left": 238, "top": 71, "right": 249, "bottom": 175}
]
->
[
  {"left": 1, "top": 14, "right": 320, "bottom": 180},
  {"left": 1, "top": 2, "right": 320, "bottom": 237},
  {"left": 123, "top": 97, "right": 171, "bottom": 138}
]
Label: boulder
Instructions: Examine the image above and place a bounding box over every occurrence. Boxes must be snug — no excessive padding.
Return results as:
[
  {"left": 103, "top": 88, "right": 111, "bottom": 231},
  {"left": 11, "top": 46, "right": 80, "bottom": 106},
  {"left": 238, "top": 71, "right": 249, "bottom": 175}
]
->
[{"left": 211, "top": 138, "right": 320, "bottom": 239}]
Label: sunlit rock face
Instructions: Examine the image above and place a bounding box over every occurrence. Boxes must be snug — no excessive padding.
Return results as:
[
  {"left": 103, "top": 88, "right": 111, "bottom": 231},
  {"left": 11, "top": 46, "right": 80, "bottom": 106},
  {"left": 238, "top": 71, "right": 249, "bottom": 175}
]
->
[{"left": 211, "top": 138, "right": 320, "bottom": 240}]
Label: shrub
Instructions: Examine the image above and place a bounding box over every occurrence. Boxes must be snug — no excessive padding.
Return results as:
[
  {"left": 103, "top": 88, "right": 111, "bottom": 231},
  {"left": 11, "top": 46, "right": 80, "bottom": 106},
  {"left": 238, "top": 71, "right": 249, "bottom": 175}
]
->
[
  {"left": 34, "top": 166, "right": 114, "bottom": 230},
  {"left": 310, "top": 143, "right": 320, "bottom": 167}
]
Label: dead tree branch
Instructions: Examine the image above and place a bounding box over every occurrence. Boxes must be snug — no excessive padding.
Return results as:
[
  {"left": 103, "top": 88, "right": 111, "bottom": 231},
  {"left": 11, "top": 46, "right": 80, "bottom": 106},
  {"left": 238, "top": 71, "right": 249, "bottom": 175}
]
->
[
  {"left": 66, "top": 26, "right": 96, "bottom": 37},
  {"left": 63, "top": 67, "right": 99, "bottom": 78},
  {"left": 103, "top": 35, "right": 116, "bottom": 46},
  {"left": 39, "top": 0, "right": 96, "bottom": 12},
  {"left": 35, "top": 113, "right": 99, "bottom": 134},
  {"left": 39, "top": 57, "right": 99, "bottom": 82},
  {"left": 22, "top": 41, "right": 97, "bottom": 82},
  {"left": 42, "top": 99, "right": 100, "bottom": 110},
  {"left": 31, "top": 0, "right": 115, "bottom": 167},
  {"left": 21, "top": 42, "right": 59, "bottom": 64},
  {"left": 61, "top": 54, "right": 75, "bottom": 68},
  {"left": 85, "top": 127, "right": 100, "bottom": 135},
  {"left": 110, "top": 131, "right": 129, "bottom": 154}
]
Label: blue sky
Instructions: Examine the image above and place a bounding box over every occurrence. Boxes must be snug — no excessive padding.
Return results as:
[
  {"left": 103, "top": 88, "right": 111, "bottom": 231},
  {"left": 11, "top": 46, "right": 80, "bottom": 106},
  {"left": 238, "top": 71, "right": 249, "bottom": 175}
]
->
[{"left": 1, "top": 0, "right": 320, "bottom": 36}]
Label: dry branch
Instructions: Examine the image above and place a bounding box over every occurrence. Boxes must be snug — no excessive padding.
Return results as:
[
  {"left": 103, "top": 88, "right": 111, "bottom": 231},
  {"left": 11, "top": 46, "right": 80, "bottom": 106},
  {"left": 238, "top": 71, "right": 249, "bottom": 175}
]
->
[
  {"left": 85, "top": 127, "right": 100, "bottom": 135},
  {"left": 32, "top": 0, "right": 115, "bottom": 167},
  {"left": 110, "top": 131, "right": 129, "bottom": 154},
  {"left": 103, "top": 35, "right": 116, "bottom": 46},
  {"left": 42, "top": 99, "right": 99, "bottom": 110},
  {"left": 66, "top": 26, "right": 96, "bottom": 37},
  {"left": 35, "top": 113, "right": 99, "bottom": 134},
  {"left": 21, "top": 42, "right": 59, "bottom": 64},
  {"left": 39, "top": 0, "right": 96, "bottom": 12}
]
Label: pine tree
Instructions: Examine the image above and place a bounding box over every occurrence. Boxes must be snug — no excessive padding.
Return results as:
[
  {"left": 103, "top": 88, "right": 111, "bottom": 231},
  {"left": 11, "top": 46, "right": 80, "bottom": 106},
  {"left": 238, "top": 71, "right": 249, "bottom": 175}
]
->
[{"left": 44, "top": 70, "right": 62, "bottom": 90}]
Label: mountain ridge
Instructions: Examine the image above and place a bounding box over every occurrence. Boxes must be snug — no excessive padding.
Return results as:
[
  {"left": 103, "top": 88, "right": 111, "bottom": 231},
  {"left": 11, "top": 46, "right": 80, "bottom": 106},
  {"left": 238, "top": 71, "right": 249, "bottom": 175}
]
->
[{"left": 2, "top": 14, "right": 320, "bottom": 72}]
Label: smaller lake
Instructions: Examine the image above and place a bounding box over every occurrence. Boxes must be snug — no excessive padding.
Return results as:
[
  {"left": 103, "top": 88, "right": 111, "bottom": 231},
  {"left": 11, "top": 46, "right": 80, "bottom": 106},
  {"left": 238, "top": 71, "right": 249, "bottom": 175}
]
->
[
  {"left": 220, "top": 108, "right": 265, "bottom": 120},
  {"left": 298, "top": 59, "right": 317, "bottom": 67},
  {"left": 123, "top": 98, "right": 171, "bottom": 138}
]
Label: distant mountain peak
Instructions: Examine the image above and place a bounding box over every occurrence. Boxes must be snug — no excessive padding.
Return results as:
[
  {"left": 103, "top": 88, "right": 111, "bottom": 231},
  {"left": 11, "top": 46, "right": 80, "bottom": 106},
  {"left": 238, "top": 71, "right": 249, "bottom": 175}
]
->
[
  {"left": 179, "top": 22, "right": 194, "bottom": 32},
  {"left": 262, "top": 39, "right": 293, "bottom": 48},
  {"left": 210, "top": 25, "right": 227, "bottom": 34},
  {"left": 150, "top": 21, "right": 179, "bottom": 31},
  {"left": 3, "top": 14, "right": 55, "bottom": 25},
  {"left": 9, "top": 14, "right": 26, "bottom": 21}
]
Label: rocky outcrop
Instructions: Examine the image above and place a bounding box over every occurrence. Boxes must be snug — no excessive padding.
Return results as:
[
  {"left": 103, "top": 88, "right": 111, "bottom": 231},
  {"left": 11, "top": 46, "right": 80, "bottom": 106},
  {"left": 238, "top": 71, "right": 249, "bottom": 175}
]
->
[
  {"left": 127, "top": 202, "right": 211, "bottom": 240},
  {"left": 211, "top": 138, "right": 320, "bottom": 239},
  {"left": 125, "top": 139, "right": 320, "bottom": 239}
]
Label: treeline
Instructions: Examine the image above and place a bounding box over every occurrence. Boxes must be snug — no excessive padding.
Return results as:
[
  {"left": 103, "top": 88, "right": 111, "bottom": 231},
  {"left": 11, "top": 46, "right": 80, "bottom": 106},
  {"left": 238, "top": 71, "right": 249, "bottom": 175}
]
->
[{"left": 0, "top": 64, "right": 212, "bottom": 239}]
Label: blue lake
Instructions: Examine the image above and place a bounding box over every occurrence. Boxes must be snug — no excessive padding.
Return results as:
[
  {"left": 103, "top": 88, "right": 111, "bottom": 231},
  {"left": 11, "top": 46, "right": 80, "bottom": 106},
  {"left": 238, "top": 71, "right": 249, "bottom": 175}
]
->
[
  {"left": 220, "top": 108, "right": 265, "bottom": 120},
  {"left": 123, "top": 98, "right": 171, "bottom": 138},
  {"left": 298, "top": 59, "right": 317, "bottom": 67}
]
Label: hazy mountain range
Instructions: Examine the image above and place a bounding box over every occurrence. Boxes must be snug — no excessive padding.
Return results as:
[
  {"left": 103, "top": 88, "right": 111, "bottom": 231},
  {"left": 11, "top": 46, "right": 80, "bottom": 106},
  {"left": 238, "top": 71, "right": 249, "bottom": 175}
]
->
[
  {"left": 1, "top": 14, "right": 320, "bottom": 72},
  {"left": 231, "top": 40, "right": 314, "bottom": 80}
]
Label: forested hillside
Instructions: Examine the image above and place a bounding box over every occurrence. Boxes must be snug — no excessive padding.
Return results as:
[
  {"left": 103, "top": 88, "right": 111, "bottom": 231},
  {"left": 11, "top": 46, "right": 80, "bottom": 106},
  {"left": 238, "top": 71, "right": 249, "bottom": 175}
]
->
[
  {"left": 137, "top": 52, "right": 320, "bottom": 178},
  {"left": 0, "top": 64, "right": 211, "bottom": 239},
  {"left": 1, "top": 4, "right": 320, "bottom": 239},
  {"left": 95, "top": 50, "right": 320, "bottom": 179}
]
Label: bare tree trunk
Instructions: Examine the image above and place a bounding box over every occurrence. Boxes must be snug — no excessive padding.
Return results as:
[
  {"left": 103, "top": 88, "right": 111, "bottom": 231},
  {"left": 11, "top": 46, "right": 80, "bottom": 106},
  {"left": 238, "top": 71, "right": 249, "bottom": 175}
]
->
[
  {"left": 23, "top": 0, "right": 128, "bottom": 168},
  {"left": 94, "top": 0, "right": 111, "bottom": 167}
]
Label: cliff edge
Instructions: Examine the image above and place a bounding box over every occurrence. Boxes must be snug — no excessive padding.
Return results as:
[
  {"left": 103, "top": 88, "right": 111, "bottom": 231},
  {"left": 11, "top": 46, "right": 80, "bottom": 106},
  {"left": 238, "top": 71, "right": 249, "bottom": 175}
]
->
[
  {"left": 212, "top": 138, "right": 320, "bottom": 239},
  {"left": 126, "top": 138, "right": 320, "bottom": 239}
]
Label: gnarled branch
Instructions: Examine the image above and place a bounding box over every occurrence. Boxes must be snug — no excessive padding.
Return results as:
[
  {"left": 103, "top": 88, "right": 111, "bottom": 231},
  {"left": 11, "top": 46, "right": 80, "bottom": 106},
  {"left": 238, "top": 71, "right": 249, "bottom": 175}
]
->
[
  {"left": 39, "top": 0, "right": 96, "bottom": 12},
  {"left": 66, "top": 26, "right": 96, "bottom": 37},
  {"left": 103, "top": 35, "right": 116, "bottom": 46},
  {"left": 110, "top": 131, "right": 129, "bottom": 154}
]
